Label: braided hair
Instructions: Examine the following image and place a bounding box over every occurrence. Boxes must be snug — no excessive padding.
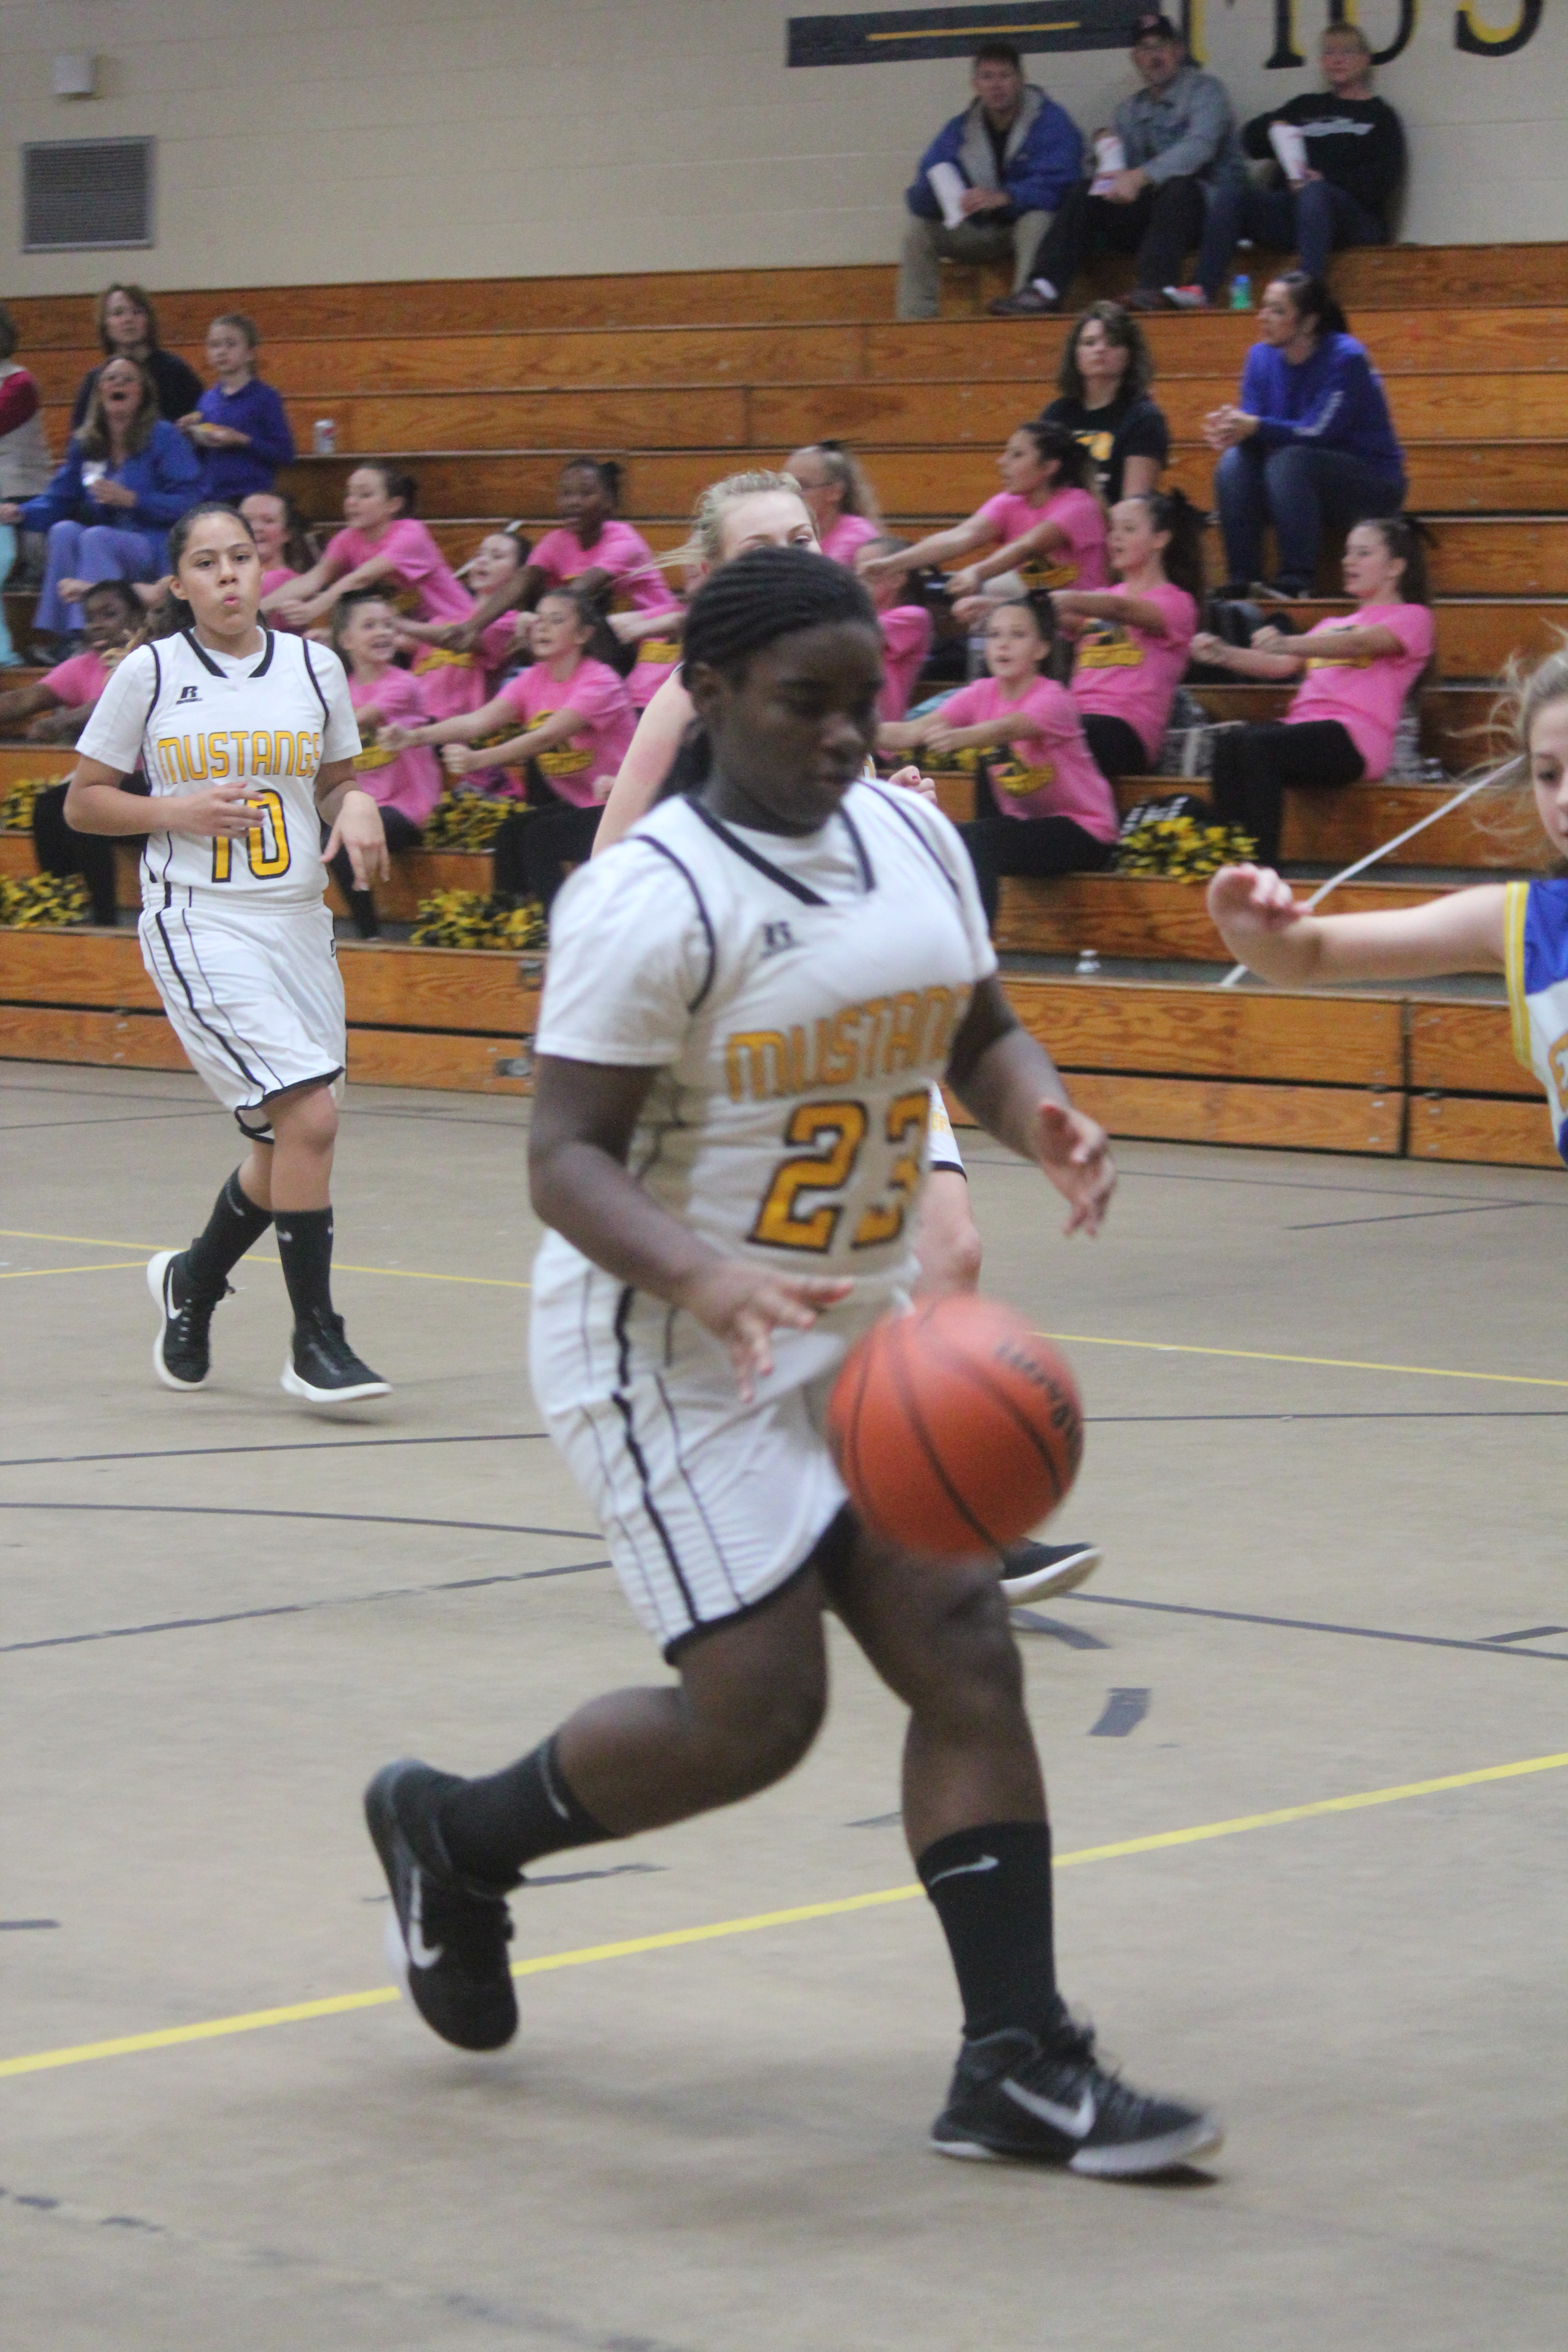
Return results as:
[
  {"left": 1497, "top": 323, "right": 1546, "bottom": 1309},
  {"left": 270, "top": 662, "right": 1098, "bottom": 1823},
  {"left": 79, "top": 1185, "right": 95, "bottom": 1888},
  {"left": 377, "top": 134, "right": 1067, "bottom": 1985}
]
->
[{"left": 664, "top": 545, "right": 879, "bottom": 796}]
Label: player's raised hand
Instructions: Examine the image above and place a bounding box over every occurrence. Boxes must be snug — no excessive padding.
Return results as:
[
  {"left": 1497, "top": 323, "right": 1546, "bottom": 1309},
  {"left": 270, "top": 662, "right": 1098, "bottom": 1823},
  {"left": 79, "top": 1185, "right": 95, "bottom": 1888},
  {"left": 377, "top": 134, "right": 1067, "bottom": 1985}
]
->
[
  {"left": 1206, "top": 862, "right": 1302, "bottom": 956},
  {"left": 681, "top": 1258, "right": 854, "bottom": 1401},
  {"left": 324, "top": 788, "right": 391, "bottom": 887},
  {"left": 1034, "top": 1099, "right": 1115, "bottom": 1236},
  {"left": 174, "top": 779, "right": 265, "bottom": 838}
]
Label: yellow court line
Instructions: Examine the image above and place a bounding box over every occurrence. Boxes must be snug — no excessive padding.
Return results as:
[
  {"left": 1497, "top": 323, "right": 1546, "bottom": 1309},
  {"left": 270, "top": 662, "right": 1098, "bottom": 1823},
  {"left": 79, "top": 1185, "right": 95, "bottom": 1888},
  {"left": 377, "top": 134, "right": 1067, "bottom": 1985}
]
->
[
  {"left": 4, "top": 1749, "right": 1563, "bottom": 2084},
  {"left": 0, "top": 1262, "right": 148, "bottom": 1280},
  {"left": 0, "top": 1232, "right": 529, "bottom": 1290},
  {"left": 1045, "top": 1331, "right": 1568, "bottom": 1392}
]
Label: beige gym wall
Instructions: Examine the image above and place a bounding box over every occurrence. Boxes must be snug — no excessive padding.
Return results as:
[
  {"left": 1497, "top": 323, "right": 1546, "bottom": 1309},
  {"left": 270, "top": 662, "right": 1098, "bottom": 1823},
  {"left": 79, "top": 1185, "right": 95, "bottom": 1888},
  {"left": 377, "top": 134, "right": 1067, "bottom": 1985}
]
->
[{"left": 0, "top": 0, "right": 1563, "bottom": 293}]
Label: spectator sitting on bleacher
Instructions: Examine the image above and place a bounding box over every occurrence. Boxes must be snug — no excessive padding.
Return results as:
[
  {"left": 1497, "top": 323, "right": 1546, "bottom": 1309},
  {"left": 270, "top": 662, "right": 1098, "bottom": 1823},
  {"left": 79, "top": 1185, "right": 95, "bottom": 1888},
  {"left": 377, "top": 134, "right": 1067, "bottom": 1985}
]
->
[
  {"left": 0, "top": 304, "right": 52, "bottom": 670},
  {"left": 5, "top": 357, "right": 202, "bottom": 660},
  {"left": 240, "top": 488, "right": 318, "bottom": 623},
  {"left": 327, "top": 588, "right": 445, "bottom": 940},
  {"left": 1059, "top": 486, "right": 1204, "bottom": 781},
  {"left": 855, "top": 538, "right": 935, "bottom": 722},
  {"left": 397, "top": 530, "right": 531, "bottom": 735},
  {"left": 1204, "top": 270, "right": 1405, "bottom": 600},
  {"left": 865, "top": 421, "right": 1106, "bottom": 620},
  {"left": 785, "top": 443, "right": 882, "bottom": 568},
  {"left": 266, "top": 463, "right": 473, "bottom": 633},
  {"left": 1174, "top": 23, "right": 1405, "bottom": 312},
  {"left": 22, "top": 579, "right": 145, "bottom": 927},
  {"left": 992, "top": 13, "right": 1243, "bottom": 317},
  {"left": 177, "top": 314, "right": 295, "bottom": 502},
  {"left": 380, "top": 584, "right": 636, "bottom": 913},
  {"left": 898, "top": 42, "right": 1083, "bottom": 323},
  {"left": 0, "top": 578, "right": 140, "bottom": 742},
  {"left": 451, "top": 459, "right": 670, "bottom": 659},
  {"left": 1039, "top": 301, "right": 1169, "bottom": 505},
  {"left": 1190, "top": 513, "right": 1435, "bottom": 863},
  {"left": 881, "top": 594, "right": 1118, "bottom": 926},
  {"left": 69, "top": 284, "right": 203, "bottom": 431}
]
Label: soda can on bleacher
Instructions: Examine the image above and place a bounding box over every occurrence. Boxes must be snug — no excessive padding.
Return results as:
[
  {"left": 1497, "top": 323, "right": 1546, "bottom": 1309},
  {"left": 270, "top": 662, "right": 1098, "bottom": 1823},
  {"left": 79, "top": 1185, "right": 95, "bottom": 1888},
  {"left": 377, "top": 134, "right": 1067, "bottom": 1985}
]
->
[
  {"left": 313, "top": 418, "right": 338, "bottom": 456},
  {"left": 1229, "top": 275, "right": 1252, "bottom": 312}
]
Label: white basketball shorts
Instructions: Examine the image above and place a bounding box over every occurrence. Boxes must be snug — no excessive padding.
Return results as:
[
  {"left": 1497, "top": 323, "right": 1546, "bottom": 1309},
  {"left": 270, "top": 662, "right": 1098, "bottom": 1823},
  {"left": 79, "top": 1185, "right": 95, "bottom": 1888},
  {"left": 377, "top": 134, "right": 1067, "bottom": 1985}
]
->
[
  {"left": 530, "top": 1251, "right": 900, "bottom": 1655},
  {"left": 139, "top": 896, "right": 346, "bottom": 1131},
  {"left": 927, "top": 1083, "right": 966, "bottom": 1176}
]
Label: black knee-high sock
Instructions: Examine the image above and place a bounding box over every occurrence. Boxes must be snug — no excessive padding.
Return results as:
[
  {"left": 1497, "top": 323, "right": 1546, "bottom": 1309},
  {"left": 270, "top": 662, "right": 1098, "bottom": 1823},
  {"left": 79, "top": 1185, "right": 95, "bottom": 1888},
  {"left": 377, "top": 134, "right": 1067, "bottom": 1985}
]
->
[
  {"left": 274, "top": 1205, "right": 335, "bottom": 1326},
  {"left": 918, "top": 1820, "right": 1062, "bottom": 2043},
  {"left": 184, "top": 1168, "right": 273, "bottom": 1294},
  {"left": 439, "top": 1735, "right": 615, "bottom": 1889}
]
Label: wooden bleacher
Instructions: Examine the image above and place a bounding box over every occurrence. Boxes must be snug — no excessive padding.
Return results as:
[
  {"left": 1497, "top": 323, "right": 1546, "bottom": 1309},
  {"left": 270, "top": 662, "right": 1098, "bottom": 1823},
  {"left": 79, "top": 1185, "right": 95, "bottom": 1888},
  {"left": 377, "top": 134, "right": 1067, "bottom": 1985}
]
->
[{"left": 2, "top": 245, "right": 1563, "bottom": 1168}]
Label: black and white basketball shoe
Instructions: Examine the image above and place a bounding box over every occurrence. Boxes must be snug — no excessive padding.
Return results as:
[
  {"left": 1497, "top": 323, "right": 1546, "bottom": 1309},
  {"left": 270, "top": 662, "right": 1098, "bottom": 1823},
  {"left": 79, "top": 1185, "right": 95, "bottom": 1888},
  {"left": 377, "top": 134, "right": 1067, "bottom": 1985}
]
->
[
  {"left": 365, "top": 1758, "right": 518, "bottom": 2051},
  {"left": 931, "top": 2016, "right": 1221, "bottom": 2177}
]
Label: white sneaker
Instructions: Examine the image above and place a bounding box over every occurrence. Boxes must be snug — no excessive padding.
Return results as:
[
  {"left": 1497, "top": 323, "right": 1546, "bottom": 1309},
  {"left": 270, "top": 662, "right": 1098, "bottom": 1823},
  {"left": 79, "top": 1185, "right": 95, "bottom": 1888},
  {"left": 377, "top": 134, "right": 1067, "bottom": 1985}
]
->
[{"left": 999, "top": 1539, "right": 1102, "bottom": 1605}]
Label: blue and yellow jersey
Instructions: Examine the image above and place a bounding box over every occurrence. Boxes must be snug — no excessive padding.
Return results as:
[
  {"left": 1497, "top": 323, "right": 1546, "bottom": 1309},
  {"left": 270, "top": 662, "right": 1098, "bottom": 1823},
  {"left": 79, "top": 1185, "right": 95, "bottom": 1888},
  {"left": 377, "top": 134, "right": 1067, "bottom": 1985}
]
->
[{"left": 1504, "top": 878, "right": 1568, "bottom": 1166}]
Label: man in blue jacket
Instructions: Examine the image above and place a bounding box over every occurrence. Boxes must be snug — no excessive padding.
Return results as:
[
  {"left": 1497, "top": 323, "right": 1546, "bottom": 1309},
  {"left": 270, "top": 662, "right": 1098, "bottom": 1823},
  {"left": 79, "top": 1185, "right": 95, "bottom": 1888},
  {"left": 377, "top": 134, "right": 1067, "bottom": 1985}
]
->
[{"left": 898, "top": 43, "right": 1083, "bottom": 322}]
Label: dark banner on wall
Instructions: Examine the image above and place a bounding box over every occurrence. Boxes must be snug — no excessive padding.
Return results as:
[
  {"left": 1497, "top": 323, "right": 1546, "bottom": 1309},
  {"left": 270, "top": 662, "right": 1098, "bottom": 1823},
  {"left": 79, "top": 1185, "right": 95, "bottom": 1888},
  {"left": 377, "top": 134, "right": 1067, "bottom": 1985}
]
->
[{"left": 788, "top": 3, "right": 1148, "bottom": 70}]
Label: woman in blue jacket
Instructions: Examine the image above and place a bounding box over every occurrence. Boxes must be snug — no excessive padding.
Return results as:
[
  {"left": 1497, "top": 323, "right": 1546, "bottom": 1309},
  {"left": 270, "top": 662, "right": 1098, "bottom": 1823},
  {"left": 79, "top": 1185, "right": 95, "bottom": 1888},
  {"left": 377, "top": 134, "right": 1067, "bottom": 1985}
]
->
[
  {"left": 4, "top": 354, "right": 203, "bottom": 651},
  {"left": 1203, "top": 271, "right": 1405, "bottom": 599}
]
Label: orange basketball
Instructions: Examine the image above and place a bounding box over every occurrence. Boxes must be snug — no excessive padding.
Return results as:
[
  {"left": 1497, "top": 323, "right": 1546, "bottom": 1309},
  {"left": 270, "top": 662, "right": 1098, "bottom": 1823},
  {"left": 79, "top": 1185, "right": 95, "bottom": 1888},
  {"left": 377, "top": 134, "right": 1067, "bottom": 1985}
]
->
[{"left": 827, "top": 1294, "right": 1083, "bottom": 1557}]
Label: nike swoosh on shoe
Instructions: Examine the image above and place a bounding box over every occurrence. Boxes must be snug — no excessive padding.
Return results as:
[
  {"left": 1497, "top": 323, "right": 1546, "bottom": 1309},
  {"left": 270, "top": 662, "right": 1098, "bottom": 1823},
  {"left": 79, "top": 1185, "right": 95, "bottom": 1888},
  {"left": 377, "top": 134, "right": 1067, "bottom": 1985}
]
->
[{"left": 1002, "top": 2079, "right": 1097, "bottom": 2138}]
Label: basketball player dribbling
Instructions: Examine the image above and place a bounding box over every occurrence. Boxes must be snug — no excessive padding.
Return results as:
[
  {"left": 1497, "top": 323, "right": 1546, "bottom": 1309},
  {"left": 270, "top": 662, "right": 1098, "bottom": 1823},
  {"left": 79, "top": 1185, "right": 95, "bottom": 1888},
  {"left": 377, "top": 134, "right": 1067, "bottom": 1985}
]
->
[
  {"left": 367, "top": 548, "right": 1219, "bottom": 2176},
  {"left": 594, "top": 469, "right": 1101, "bottom": 1607}
]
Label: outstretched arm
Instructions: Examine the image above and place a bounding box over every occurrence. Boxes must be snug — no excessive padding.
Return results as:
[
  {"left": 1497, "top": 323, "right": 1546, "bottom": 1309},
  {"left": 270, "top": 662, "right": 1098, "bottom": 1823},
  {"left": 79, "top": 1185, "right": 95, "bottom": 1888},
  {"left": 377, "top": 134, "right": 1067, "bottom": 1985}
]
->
[
  {"left": 947, "top": 975, "right": 1115, "bottom": 1236},
  {"left": 1207, "top": 864, "right": 1508, "bottom": 985}
]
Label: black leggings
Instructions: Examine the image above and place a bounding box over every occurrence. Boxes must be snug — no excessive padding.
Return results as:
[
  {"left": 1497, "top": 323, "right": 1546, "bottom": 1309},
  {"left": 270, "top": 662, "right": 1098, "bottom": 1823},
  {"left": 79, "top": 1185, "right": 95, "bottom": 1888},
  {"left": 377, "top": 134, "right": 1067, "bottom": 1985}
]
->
[
  {"left": 1209, "top": 719, "right": 1365, "bottom": 865},
  {"left": 491, "top": 800, "right": 602, "bottom": 913},
  {"left": 32, "top": 781, "right": 127, "bottom": 926},
  {"left": 959, "top": 763, "right": 1115, "bottom": 930},
  {"left": 330, "top": 804, "right": 423, "bottom": 939},
  {"left": 1079, "top": 712, "right": 1147, "bottom": 785}
]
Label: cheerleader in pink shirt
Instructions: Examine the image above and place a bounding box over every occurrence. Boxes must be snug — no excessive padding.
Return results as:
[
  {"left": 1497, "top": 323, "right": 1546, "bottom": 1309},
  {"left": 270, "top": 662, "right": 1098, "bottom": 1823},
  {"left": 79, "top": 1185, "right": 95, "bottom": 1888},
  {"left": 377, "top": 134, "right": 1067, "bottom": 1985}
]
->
[
  {"left": 787, "top": 441, "right": 883, "bottom": 570},
  {"left": 240, "top": 489, "right": 318, "bottom": 632},
  {"left": 398, "top": 530, "right": 531, "bottom": 745},
  {"left": 266, "top": 464, "right": 474, "bottom": 636},
  {"left": 1059, "top": 488, "right": 1203, "bottom": 781},
  {"left": 380, "top": 585, "right": 634, "bottom": 913},
  {"left": 882, "top": 594, "right": 1117, "bottom": 928},
  {"left": 328, "top": 589, "right": 444, "bottom": 939},
  {"left": 865, "top": 423, "right": 1107, "bottom": 610},
  {"left": 1191, "top": 514, "right": 1436, "bottom": 862},
  {"left": 855, "top": 536, "right": 935, "bottom": 722}
]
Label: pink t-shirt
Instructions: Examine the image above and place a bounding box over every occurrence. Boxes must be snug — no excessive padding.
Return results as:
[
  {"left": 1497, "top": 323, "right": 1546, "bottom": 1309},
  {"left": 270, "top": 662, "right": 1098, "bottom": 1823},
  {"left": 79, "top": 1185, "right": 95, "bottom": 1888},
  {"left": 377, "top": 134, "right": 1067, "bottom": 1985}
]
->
[
  {"left": 529, "top": 519, "right": 668, "bottom": 616},
  {"left": 627, "top": 606, "right": 686, "bottom": 710},
  {"left": 1069, "top": 581, "right": 1197, "bottom": 762},
  {"left": 410, "top": 614, "right": 525, "bottom": 723},
  {"left": 259, "top": 566, "right": 305, "bottom": 634},
  {"left": 978, "top": 487, "right": 1107, "bottom": 593},
  {"left": 496, "top": 656, "right": 636, "bottom": 808},
  {"left": 348, "top": 666, "right": 443, "bottom": 828},
  {"left": 878, "top": 604, "right": 934, "bottom": 722},
  {"left": 44, "top": 648, "right": 113, "bottom": 708},
  {"left": 325, "top": 519, "right": 474, "bottom": 626},
  {"left": 819, "top": 512, "right": 881, "bottom": 570},
  {"left": 1286, "top": 602, "right": 1436, "bottom": 778},
  {"left": 939, "top": 673, "right": 1117, "bottom": 837}
]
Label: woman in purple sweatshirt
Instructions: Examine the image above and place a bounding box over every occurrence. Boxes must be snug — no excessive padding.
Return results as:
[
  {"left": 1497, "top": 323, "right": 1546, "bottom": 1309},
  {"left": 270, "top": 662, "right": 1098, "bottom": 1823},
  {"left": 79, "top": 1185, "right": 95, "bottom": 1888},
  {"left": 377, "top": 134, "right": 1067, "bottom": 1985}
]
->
[{"left": 1203, "top": 271, "right": 1405, "bottom": 599}]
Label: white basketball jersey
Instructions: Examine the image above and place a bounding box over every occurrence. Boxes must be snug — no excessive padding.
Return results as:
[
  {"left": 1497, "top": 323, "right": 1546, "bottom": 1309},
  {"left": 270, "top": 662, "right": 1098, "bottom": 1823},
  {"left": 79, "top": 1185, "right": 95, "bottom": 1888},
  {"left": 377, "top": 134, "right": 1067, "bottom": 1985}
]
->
[
  {"left": 533, "top": 782, "right": 997, "bottom": 1301},
  {"left": 78, "top": 629, "right": 361, "bottom": 912}
]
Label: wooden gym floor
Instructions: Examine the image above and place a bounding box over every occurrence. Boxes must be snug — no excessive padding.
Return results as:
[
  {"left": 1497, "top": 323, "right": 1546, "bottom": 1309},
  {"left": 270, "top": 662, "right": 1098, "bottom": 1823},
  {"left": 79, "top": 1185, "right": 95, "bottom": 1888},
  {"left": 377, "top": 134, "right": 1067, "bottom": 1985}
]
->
[{"left": 3, "top": 1063, "right": 1566, "bottom": 2352}]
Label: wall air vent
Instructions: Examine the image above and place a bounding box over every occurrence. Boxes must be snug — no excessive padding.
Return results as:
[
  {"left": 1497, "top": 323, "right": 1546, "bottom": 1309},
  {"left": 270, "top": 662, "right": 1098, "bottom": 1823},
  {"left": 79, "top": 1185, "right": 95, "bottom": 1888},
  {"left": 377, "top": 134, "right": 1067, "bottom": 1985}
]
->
[{"left": 22, "top": 138, "right": 153, "bottom": 251}]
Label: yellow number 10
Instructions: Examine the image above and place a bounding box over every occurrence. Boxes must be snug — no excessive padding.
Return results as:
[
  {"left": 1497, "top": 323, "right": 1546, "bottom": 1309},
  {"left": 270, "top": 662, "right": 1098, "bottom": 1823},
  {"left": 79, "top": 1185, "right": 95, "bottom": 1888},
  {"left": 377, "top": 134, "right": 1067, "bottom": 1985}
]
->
[{"left": 211, "top": 789, "right": 291, "bottom": 884}]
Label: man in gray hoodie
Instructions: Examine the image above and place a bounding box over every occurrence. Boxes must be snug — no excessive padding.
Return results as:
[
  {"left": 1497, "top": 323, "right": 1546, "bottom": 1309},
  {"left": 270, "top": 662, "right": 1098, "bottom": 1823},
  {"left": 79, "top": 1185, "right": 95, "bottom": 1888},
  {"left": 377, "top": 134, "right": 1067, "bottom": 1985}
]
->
[{"left": 992, "top": 13, "right": 1243, "bottom": 317}]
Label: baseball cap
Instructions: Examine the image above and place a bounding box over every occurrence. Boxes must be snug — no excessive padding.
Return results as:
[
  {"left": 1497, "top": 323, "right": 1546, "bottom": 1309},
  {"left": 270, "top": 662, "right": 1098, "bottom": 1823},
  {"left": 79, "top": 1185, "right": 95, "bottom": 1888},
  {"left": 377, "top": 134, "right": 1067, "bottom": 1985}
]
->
[{"left": 1131, "top": 12, "right": 1181, "bottom": 41}]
